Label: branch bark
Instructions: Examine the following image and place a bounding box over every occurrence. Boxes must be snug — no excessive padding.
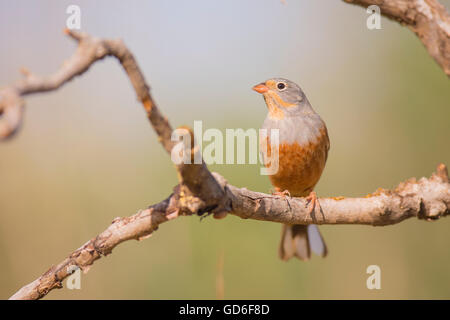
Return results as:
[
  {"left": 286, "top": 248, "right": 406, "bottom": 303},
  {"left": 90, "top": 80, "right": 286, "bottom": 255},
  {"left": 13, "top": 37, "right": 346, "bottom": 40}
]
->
[
  {"left": 344, "top": 0, "right": 450, "bottom": 76},
  {"left": 1, "top": 8, "right": 449, "bottom": 299}
]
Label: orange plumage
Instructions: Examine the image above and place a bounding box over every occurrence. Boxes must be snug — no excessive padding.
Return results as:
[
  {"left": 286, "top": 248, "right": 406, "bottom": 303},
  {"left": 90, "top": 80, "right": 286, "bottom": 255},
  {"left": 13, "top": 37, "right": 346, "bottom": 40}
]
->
[
  {"left": 255, "top": 78, "right": 329, "bottom": 261},
  {"left": 265, "top": 128, "right": 329, "bottom": 197}
]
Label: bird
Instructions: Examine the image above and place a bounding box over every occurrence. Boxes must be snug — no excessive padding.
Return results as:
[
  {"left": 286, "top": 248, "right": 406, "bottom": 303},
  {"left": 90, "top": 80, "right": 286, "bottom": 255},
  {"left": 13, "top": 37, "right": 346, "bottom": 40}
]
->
[{"left": 253, "top": 78, "right": 329, "bottom": 261}]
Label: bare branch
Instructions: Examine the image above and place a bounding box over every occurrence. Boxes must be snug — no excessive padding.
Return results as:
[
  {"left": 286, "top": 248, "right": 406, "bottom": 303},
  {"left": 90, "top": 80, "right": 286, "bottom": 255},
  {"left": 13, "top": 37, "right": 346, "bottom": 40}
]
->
[
  {"left": 9, "top": 196, "right": 175, "bottom": 300},
  {"left": 344, "top": 0, "right": 450, "bottom": 76},
  {"left": 0, "top": 29, "right": 225, "bottom": 212},
  {"left": 1, "top": 30, "right": 448, "bottom": 300},
  {"left": 223, "top": 164, "right": 449, "bottom": 226},
  {"left": 9, "top": 164, "right": 449, "bottom": 300}
]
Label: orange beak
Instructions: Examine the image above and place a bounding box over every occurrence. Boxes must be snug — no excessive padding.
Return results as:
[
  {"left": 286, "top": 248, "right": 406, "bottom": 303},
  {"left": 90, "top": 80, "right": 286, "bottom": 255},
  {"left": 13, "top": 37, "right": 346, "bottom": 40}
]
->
[{"left": 252, "top": 83, "right": 269, "bottom": 94}]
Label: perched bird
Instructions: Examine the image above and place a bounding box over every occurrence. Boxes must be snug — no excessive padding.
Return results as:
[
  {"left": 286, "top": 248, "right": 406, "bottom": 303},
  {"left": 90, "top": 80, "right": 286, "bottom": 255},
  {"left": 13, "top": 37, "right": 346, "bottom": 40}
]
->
[{"left": 253, "top": 78, "right": 329, "bottom": 261}]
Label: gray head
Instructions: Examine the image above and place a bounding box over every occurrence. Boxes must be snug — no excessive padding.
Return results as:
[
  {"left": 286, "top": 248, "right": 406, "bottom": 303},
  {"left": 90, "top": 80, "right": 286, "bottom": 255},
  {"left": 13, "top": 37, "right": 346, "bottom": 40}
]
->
[{"left": 253, "top": 78, "right": 313, "bottom": 118}]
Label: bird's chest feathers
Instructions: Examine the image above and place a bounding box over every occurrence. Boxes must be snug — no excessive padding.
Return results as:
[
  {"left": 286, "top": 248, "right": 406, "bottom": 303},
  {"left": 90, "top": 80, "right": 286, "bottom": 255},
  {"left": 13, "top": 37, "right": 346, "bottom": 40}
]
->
[{"left": 261, "top": 115, "right": 329, "bottom": 196}]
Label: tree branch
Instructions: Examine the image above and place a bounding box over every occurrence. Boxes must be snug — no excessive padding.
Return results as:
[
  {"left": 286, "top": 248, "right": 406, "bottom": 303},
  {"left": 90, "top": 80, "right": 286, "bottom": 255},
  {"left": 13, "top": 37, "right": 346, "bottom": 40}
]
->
[
  {"left": 344, "top": 0, "right": 450, "bottom": 76},
  {"left": 9, "top": 196, "right": 174, "bottom": 300},
  {"left": 8, "top": 164, "right": 449, "bottom": 300},
  {"left": 224, "top": 164, "right": 449, "bottom": 225},
  {"left": 1, "top": 28, "right": 448, "bottom": 300},
  {"left": 0, "top": 29, "right": 225, "bottom": 214}
]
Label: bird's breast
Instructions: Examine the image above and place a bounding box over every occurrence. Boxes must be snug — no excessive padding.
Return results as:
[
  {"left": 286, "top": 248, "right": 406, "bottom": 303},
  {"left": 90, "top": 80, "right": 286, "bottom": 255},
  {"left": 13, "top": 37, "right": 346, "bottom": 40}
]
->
[{"left": 260, "top": 114, "right": 329, "bottom": 197}]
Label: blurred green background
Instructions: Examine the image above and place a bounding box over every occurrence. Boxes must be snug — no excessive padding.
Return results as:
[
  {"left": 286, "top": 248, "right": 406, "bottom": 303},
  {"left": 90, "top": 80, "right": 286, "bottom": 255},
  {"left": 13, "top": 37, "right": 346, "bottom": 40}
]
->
[{"left": 1, "top": 0, "right": 449, "bottom": 299}]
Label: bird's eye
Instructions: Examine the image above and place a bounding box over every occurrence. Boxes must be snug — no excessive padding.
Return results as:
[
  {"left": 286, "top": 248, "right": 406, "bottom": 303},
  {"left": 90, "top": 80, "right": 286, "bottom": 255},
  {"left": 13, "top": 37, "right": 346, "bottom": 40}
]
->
[{"left": 277, "top": 82, "right": 286, "bottom": 90}]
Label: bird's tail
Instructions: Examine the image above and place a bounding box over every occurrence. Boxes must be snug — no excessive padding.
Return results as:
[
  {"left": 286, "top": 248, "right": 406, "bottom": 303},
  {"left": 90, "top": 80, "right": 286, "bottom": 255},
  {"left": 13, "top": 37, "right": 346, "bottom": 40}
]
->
[{"left": 278, "top": 224, "right": 327, "bottom": 261}]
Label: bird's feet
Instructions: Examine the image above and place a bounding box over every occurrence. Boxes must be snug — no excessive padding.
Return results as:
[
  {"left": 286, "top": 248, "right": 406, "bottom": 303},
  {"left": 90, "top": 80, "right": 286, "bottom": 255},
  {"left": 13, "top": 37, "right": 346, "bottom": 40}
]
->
[
  {"left": 271, "top": 189, "right": 291, "bottom": 198},
  {"left": 305, "top": 191, "right": 323, "bottom": 216}
]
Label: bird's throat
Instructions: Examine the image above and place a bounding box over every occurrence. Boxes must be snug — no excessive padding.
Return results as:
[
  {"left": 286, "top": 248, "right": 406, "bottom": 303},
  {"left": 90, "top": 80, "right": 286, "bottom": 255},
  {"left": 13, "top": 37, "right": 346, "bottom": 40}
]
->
[{"left": 264, "top": 95, "right": 285, "bottom": 120}]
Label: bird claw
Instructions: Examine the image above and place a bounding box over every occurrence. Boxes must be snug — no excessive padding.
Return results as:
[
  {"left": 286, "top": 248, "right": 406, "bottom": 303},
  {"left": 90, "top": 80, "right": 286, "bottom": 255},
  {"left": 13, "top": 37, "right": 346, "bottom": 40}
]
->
[
  {"left": 305, "top": 191, "right": 322, "bottom": 216},
  {"left": 272, "top": 189, "right": 291, "bottom": 198}
]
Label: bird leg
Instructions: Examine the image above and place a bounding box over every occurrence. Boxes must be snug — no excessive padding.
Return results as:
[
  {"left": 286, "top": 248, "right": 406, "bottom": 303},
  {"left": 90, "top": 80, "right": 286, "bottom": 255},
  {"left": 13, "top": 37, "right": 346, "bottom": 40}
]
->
[
  {"left": 305, "top": 191, "right": 323, "bottom": 217},
  {"left": 271, "top": 188, "right": 291, "bottom": 198}
]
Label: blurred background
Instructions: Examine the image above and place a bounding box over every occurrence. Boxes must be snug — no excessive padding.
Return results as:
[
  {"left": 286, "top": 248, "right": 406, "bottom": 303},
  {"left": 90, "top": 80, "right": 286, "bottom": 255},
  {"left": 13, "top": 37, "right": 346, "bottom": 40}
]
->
[{"left": 0, "top": 0, "right": 449, "bottom": 299}]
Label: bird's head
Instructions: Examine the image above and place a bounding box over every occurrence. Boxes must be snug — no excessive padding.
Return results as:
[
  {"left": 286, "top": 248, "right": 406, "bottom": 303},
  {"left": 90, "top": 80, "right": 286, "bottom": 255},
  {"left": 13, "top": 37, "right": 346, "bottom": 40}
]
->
[{"left": 252, "top": 78, "right": 308, "bottom": 119}]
